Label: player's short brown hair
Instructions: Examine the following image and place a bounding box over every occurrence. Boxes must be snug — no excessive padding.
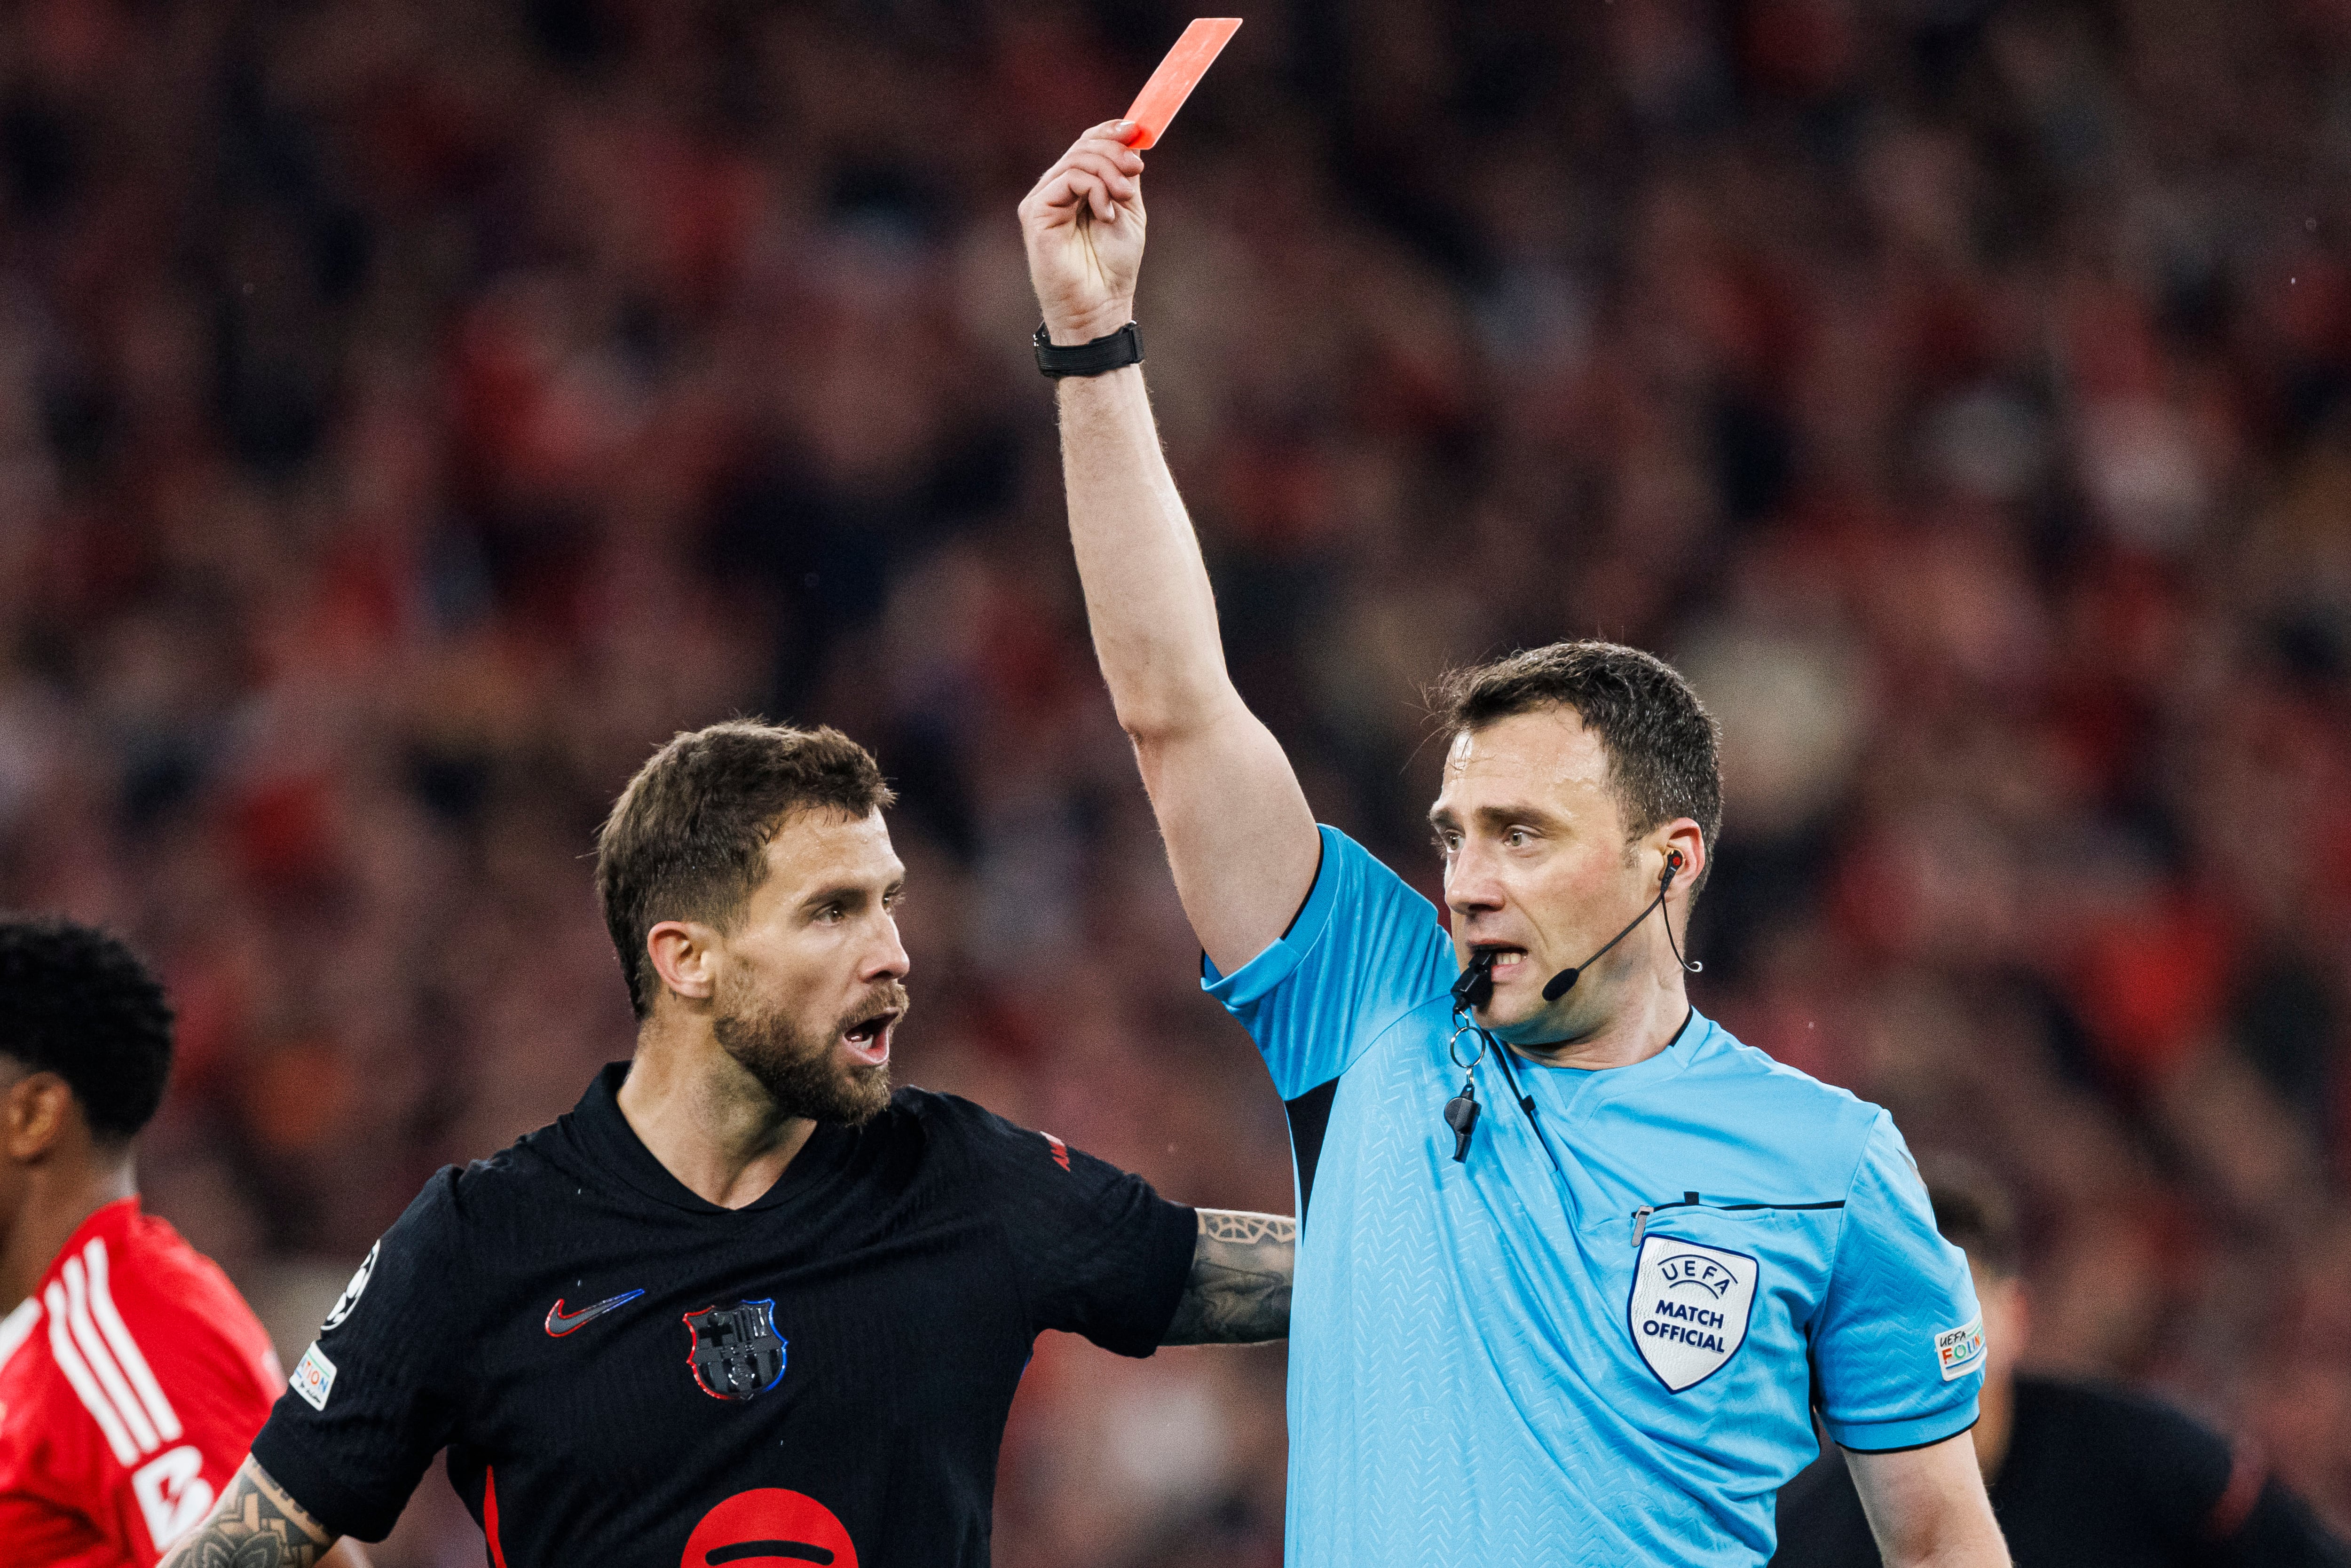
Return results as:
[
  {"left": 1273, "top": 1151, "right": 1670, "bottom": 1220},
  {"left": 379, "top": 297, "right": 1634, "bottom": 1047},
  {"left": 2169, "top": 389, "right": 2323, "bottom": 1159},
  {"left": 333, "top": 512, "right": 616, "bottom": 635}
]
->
[
  {"left": 1922, "top": 1158, "right": 2021, "bottom": 1279},
  {"left": 596, "top": 721, "right": 894, "bottom": 1019},
  {"left": 1431, "top": 641, "right": 1723, "bottom": 886}
]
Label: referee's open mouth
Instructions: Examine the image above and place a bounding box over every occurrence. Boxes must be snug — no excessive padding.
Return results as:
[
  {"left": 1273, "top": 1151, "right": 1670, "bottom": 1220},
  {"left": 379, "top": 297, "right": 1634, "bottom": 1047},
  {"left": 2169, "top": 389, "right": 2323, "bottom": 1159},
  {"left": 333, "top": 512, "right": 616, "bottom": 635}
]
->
[
  {"left": 1470, "top": 944, "right": 1528, "bottom": 982},
  {"left": 841, "top": 1008, "right": 899, "bottom": 1068}
]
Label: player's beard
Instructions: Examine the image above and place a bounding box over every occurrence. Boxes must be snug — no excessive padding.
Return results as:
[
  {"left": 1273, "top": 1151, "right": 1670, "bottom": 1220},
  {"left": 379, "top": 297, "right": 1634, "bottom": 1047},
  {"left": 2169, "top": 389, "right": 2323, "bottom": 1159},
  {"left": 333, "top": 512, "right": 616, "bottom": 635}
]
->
[{"left": 711, "top": 973, "right": 903, "bottom": 1127}]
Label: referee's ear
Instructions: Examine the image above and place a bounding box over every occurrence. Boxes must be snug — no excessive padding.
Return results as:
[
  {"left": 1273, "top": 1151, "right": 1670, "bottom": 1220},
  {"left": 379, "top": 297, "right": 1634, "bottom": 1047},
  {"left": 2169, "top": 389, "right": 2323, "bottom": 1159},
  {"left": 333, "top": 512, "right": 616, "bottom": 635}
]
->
[
  {"left": 645, "top": 920, "right": 720, "bottom": 1008},
  {"left": 1655, "top": 819, "right": 1706, "bottom": 898}
]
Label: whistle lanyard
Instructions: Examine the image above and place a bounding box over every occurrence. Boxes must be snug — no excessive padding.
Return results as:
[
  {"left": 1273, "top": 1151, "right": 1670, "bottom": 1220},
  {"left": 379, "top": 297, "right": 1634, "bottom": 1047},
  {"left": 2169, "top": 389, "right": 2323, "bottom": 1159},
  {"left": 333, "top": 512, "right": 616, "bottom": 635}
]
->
[
  {"left": 1491, "top": 1045, "right": 1566, "bottom": 1177},
  {"left": 1444, "top": 1012, "right": 1564, "bottom": 1176},
  {"left": 1444, "top": 1008, "right": 1696, "bottom": 1179}
]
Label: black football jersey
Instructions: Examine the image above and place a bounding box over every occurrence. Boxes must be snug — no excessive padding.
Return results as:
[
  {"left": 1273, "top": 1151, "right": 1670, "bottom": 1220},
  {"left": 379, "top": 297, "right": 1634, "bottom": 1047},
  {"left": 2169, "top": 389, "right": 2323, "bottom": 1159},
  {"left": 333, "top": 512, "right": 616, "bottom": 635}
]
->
[
  {"left": 1771, "top": 1376, "right": 2351, "bottom": 1568},
  {"left": 249, "top": 1063, "right": 1198, "bottom": 1567}
]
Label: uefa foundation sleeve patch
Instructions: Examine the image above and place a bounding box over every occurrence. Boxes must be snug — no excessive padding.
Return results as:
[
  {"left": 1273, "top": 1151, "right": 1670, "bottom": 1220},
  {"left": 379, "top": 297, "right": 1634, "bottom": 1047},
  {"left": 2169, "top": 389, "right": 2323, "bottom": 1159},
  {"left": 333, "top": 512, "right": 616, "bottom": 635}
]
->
[
  {"left": 1934, "top": 1317, "right": 1986, "bottom": 1381},
  {"left": 291, "top": 1341, "right": 339, "bottom": 1410}
]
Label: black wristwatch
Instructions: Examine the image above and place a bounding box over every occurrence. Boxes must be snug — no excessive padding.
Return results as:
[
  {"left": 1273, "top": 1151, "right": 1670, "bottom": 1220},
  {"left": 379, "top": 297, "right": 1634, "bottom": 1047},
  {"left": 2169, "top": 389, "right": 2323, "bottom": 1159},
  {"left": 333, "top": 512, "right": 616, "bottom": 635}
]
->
[{"left": 1033, "top": 321, "right": 1144, "bottom": 378}]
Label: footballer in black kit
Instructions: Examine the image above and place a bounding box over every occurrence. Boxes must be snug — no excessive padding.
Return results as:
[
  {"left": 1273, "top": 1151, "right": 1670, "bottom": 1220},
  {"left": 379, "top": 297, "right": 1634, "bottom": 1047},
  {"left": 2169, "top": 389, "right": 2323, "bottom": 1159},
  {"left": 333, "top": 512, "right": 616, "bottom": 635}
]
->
[
  {"left": 1772, "top": 1167, "right": 2347, "bottom": 1568},
  {"left": 250, "top": 1064, "right": 1199, "bottom": 1566},
  {"left": 161, "top": 721, "right": 1296, "bottom": 1568}
]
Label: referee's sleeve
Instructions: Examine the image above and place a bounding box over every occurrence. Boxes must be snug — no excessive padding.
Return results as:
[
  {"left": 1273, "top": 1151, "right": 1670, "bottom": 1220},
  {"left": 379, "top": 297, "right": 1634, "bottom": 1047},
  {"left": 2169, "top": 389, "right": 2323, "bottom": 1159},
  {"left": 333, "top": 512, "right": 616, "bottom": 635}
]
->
[
  {"left": 1201, "top": 825, "right": 1454, "bottom": 1099},
  {"left": 1811, "top": 1113, "right": 1985, "bottom": 1453},
  {"left": 248, "top": 1170, "right": 471, "bottom": 1542},
  {"left": 953, "top": 1098, "right": 1198, "bottom": 1358}
]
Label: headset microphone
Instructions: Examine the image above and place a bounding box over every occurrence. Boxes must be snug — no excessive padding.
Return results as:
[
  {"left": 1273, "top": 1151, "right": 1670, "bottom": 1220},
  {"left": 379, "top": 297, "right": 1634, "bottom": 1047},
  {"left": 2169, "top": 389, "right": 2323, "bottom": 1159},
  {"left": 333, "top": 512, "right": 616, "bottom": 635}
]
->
[
  {"left": 1443, "top": 851, "right": 1700, "bottom": 1165},
  {"left": 1539, "top": 850, "right": 1701, "bottom": 1002}
]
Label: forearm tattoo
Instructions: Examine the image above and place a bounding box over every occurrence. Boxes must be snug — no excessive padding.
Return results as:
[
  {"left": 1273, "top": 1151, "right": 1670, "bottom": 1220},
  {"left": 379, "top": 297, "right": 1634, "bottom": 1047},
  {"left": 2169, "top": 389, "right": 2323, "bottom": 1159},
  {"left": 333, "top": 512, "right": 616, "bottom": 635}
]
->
[
  {"left": 1163, "top": 1208, "right": 1295, "bottom": 1345},
  {"left": 160, "top": 1458, "right": 336, "bottom": 1568}
]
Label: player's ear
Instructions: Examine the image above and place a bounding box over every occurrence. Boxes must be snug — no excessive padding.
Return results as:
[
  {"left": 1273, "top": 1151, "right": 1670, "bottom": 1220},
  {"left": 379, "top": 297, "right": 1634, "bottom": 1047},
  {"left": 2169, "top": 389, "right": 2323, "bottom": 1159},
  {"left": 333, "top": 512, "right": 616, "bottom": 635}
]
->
[
  {"left": 0, "top": 1071, "right": 75, "bottom": 1163},
  {"left": 645, "top": 920, "right": 719, "bottom": 1006}
]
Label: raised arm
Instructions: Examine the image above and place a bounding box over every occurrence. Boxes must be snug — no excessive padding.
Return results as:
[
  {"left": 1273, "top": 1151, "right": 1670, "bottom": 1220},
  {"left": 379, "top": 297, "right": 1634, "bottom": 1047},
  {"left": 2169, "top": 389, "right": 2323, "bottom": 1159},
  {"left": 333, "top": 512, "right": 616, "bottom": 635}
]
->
[
  {"left": 1161, "top": 1208, "right": 1294, "bottom": 1345},
  {"left": 1019, "top": 123, "right": 1320, "bottom": 975},
  {"left": 157, "top": 1454, "right": 350, "bottom": 1568}
]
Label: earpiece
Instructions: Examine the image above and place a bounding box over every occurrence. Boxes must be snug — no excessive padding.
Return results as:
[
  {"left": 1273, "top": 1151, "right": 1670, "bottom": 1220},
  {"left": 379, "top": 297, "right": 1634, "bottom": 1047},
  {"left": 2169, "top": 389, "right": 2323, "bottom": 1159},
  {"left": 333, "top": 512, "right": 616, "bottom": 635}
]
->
[{"left": 1542, "top": 846, "right": 1702, "bottom": 1001}]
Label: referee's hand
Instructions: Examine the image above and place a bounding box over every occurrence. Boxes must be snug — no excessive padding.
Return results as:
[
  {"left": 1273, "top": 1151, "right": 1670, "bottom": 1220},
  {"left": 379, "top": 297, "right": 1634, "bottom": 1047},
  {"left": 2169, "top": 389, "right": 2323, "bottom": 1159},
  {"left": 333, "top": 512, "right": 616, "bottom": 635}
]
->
[{"left": 1020, "top": 121, "right": 1147, "bottom": 348}]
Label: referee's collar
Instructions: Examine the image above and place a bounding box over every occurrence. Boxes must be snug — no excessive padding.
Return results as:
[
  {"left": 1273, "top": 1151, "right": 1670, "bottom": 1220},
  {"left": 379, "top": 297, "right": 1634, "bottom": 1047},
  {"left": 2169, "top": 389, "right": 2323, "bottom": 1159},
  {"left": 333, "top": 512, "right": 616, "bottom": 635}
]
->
[
  {"left": 560, "top": 1061, "right": 858, "bottom": 1216},
  {"left": 1506, "top": 1007, "right": 1712, "bottom": 1117}
]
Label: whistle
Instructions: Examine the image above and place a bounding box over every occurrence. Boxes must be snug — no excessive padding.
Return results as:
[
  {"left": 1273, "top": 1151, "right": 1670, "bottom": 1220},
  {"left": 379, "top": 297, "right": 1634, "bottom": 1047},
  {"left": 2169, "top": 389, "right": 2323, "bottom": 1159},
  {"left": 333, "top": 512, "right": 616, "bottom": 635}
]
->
[
  {"left": 1444, "top": 1083, "right": 1481, "bottom": 1163},
  {"left": 1451, "top": 949, "right": 1498, "bottom": 1013}
]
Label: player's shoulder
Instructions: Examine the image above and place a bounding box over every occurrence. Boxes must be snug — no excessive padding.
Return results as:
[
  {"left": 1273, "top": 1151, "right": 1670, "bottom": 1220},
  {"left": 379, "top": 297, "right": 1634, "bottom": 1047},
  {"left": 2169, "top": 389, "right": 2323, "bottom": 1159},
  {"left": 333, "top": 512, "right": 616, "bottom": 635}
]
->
[
  {"left": 1, "top": 1210, "right": 278, "bottom": 1456},
  {"left": 344, "top": 1133, "right": 572, "bottom": 1275},
  {"left": 2010, "top": 1374, "right": 2240, "bottom": 1499},
  {"left": 106, "top": 1210, "right": 270, "bottom": 1339},
  {"left": 883, "top": 1085, "right": 1028, "bottom": 1149},
  {"left": 9, "top": 1208, "right": 272, "bottom": 1378},
  {"left": 440, "top": 1119, "right": 582, "bottom": 1215},
  {"left": 0, "top": 1294, "right": 79, "bottom": 1454},
  {"left": 0, "top": 1293, "right": 49, "bottom": 1396},
  {"left": 2014, "top": 1373, "right": 2225, "bottom": 1450},
  {"left": 306, "top": 1140, "right": 569, "bottom": 1334},
  {"left": 883, "top": 1087, "right": 1093, "bottom": 1180}
]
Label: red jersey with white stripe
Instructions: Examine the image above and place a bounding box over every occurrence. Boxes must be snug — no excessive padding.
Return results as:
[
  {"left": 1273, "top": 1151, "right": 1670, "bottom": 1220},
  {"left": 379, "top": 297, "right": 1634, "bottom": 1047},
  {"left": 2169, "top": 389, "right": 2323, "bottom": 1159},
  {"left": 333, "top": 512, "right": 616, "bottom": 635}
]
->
[{"left": 0, "top": 1198, "right": 284, "bottom": 1565}]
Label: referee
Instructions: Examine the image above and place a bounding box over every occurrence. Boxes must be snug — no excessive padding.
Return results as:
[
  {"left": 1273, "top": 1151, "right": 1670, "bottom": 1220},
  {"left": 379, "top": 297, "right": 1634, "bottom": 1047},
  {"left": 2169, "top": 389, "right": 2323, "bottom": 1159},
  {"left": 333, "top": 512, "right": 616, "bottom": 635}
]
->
[
  {"left": 1021, "top": 122, "right": 2009, "bottom": 1565},
  {"left": 159, "top": 720, "right": 1294, "bottom": 1567},
  {"left": 1774, "top": 1169, "right": 2350, "bottom": 1567}
]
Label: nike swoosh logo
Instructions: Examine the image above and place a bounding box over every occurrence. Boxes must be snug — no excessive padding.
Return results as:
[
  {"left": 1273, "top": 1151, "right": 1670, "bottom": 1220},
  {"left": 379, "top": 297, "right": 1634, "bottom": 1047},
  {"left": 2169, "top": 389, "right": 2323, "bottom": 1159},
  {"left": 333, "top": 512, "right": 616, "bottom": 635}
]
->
[{"left": 545, "top": 1290, "right": 644, "bottom": 1336}]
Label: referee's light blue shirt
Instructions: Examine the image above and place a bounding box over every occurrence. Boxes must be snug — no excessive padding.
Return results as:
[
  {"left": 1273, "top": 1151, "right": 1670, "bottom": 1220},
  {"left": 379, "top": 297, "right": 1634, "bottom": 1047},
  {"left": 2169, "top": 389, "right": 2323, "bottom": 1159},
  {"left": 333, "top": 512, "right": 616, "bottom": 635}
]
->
[{"left": 1205, "top": 827, "right": 1984, "bottom": 1566}]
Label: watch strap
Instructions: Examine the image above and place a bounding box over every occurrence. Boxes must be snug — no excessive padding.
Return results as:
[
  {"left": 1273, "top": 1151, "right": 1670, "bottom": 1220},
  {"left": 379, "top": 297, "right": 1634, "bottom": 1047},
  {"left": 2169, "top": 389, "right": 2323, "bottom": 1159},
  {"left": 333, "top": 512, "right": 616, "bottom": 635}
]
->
[{"left": 1034, "top": 321, "right": 1144, "bottom": 378}]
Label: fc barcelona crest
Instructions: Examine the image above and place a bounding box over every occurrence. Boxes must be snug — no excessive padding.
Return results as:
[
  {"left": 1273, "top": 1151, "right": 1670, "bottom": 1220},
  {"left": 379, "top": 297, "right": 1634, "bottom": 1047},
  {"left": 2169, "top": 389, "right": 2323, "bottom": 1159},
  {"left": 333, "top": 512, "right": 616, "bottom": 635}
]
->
[{"left": 684, "top": 1299, "right": 787, "bottom": 1402}]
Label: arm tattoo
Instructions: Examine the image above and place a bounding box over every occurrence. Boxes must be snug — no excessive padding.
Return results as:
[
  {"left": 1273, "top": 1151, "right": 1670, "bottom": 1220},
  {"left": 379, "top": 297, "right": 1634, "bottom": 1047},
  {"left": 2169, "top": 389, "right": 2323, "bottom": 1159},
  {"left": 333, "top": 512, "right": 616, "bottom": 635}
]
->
[
  {"left": 158, "top": 1457, "right": 338, "bottom": 1568},
  {"left": 1163, "top": 1207, "right": 1295, "bottom": 1345}
]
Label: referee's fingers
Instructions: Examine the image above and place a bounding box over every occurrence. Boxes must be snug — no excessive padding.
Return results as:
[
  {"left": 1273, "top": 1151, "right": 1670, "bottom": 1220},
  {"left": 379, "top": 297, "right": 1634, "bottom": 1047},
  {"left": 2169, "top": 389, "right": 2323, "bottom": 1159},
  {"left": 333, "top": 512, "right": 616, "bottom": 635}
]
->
[
  {"left": 1028, "top": 169, "right": 1117, "bottom": 224},
  {"left": 1059, "top": 149, "right": 1140, "bottom": 203}
]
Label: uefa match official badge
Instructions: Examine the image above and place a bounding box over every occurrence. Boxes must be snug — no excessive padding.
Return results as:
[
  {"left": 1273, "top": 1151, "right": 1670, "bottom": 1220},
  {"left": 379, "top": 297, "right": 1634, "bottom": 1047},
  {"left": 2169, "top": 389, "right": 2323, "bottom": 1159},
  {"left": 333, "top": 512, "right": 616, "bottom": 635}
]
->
[{"left": 1628, "top": 1234, "right": 1759, "bottom": 1392}]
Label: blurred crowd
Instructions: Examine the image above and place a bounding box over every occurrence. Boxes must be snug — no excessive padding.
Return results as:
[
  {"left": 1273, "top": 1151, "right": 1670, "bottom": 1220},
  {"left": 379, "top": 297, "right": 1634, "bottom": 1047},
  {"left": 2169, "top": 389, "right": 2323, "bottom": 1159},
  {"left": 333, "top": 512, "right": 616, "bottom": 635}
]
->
[{"left": 4, "top": 0, "right": 2350, "bottom": 1559}]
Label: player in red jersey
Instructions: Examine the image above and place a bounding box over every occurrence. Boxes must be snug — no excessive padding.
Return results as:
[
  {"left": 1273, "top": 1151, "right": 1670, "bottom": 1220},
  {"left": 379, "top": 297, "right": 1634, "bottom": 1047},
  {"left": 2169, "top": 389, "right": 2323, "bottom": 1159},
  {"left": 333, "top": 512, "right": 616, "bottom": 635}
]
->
[{"left": 0, "top": 916, "right": 364, "bottom": 1566}]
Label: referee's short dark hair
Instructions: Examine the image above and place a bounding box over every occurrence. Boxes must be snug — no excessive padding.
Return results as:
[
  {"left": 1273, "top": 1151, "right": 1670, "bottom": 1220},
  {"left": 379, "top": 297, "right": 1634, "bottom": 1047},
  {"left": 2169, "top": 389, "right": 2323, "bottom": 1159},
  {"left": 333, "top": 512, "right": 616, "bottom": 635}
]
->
[
  {"left": 0, "top": 916, "right": 175, "bottom": 1147},
  {"left": 1432, "top": 642, "right": 1723, "bottom": 889},
  {"left": 597, "top": 720, "right": 896, "bottom": 1020},
  {"left": 1922, "top": 1158, "right": 2021, "bottom": 1279}
]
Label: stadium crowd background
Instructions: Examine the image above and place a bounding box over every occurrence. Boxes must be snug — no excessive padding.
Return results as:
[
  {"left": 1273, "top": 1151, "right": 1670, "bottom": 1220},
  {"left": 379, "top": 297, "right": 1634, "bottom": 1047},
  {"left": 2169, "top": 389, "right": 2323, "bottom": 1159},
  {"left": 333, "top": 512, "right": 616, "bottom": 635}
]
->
[{"left": 3, "top": 0, "right": 2349, "bottom": 1560}]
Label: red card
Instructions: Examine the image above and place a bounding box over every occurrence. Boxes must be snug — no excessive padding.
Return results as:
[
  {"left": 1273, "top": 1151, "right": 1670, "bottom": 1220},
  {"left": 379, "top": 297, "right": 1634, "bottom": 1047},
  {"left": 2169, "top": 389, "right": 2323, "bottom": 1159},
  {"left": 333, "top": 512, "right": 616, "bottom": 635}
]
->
[{"left": 1122, "top": 18, "right": 1242, "bottom": 150}]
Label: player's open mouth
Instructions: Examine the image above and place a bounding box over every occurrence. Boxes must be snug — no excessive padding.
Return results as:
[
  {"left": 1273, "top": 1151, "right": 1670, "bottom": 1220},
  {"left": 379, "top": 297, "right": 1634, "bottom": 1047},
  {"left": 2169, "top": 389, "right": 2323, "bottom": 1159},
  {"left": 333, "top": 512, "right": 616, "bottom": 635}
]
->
[
  {"left": 842, "top": 1009, "right": 898, "bottom": 1067},
  {"left": 1472, "top": 946, "right": 1527, "bottom": 975}
]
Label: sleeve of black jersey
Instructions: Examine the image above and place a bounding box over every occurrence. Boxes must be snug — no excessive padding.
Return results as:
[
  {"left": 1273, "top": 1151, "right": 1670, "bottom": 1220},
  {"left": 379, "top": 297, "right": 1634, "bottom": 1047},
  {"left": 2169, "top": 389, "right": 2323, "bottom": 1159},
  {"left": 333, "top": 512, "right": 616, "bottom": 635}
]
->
[
  {"left": 2213, "top": 1477, "right": 2351, "bottom": 1567},
  {"left": 2123, "top": 1392, "right": 2351, "bottom": 1568},
  {"left": 248, "top": 1168, "right": 472, "bottom": 1543},
  {"left": 939, "top": 1095, "right": 1199, "bottom": 1358}
]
